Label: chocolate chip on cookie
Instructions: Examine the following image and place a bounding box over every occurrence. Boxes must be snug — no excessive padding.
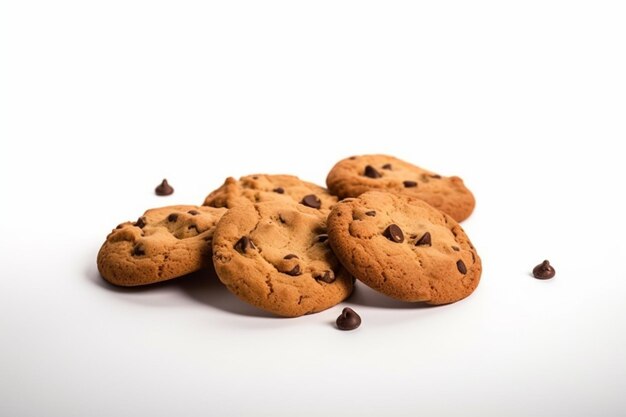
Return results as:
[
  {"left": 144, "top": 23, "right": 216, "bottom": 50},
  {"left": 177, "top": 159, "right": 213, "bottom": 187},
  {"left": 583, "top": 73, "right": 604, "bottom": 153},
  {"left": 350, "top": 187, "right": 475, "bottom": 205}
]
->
[
  {"left": 415, "top": 232, "right": 432, "bottom": 246},
  {"left": 384, "top": 224, "right": 404, "bottom": 243},
  {"left": 301, "top": 194, "right": 322, "bottom": 209},
  {"left": 364, "top": 165, "right": 382, "bottom": 179}
]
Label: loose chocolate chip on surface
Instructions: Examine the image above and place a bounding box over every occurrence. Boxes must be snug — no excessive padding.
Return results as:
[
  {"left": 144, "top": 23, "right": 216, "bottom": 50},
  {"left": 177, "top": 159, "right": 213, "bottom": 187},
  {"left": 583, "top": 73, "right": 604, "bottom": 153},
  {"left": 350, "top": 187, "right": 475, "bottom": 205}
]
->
[
  {"left": 234, "top": 236, "right": 255, "bottom": 254},
  {"left": 286, "top": 264, "right": 301, "bottom": 276},
  {"left": 317, "top": 234, "right": 329, "bottom": 243},
  {"left": 187, "top": 210, "right": 199, "bottom": 215},
  {"left": 167, "top": 213, "right": 178, "bottom": 222},
  {"left": 384, "top": 224, "right": 404, "bottom": 243},
  {"left": 132, "top": 244, "right": 145, "bottom": 256},
  {"left": 315, "top": 270, "right": 336, "bottom": 283},
  {"left": 364, "top": 165, "right": 382, "bottom": 178},
  {"left": 273, "top": 187, "right": 285, "bottom": 194},
  {"left": 403, "top": 180, "right": 418, "bottom": 188},
  {"left": 365, "top": 210, "right": 376, "bottom": 216},
  {"left": 457, "top": 260, "right": 467, "bottom": 274},
  {"left": 284, "top": 254, "right": 299, "bottom": 260},
  {"left": 135, "top": 217, "right": 146, "bottom": 228},
  {"left": 155, "top": 179, "right": 174, "bottom": 196},
  {"left": 336, "top": 307, "right": 361, "bottom": 331},
  {"left": 533, "top": 260, "right": 556, "bottom": 279},
  {"left": 382, "top": 163, "right": 392, "bottom": 170},
  {"left": 301, "top": 194, "right": 322, "bottom": 209},
  {"left": 415, "top": 232, "right": 432, "bottom": 246}
]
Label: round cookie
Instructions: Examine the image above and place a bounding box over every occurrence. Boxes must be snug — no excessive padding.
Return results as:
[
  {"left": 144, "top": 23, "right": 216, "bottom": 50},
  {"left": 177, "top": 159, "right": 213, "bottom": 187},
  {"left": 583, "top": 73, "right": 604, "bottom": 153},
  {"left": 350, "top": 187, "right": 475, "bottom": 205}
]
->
[
  {"left": 97, "top": 205, "right": 227, "bottom": 286},
  {"left": 212, "top": 200, "right": 354, "bottom": 317},
  {"left": 327, "top": 191, "right": 481, "bottom": 304},
  {"left": 326, "top": 155, "right": 475, "bottom": 222},
  {"left": 203, "top": 174, "right": 337, "bottom": 212}
]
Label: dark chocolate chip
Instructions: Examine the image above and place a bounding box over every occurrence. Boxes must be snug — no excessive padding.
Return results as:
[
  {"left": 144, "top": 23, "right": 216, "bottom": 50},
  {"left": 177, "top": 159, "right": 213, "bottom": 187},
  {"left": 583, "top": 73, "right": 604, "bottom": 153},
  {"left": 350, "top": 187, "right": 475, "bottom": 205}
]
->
[
  {"left": 457, "top": 260, "right": 467, "bottom": 274},
  {"left": 132, "top": 244, "right": 145, "bottom": 256},
  {"left": 278, "top": 214, "right": 287, "bottom": 224},
  {"left": 116, "top": 224, "right": 124, "bottom": 229},
  {"left": 532, "top": 260, "right": 556, "bottom": 279},
  {"left": 364, "top": 165, "right": 382, "bottom": 178},
  {"left": 384, "top": 224, "right": 404, "bottom": 243},
  {"left": 382, "top": 163, "right": 392, "bottom": 170},
  {"left": 234, "top": 236, "right": 255, "bottom": 254},
  {"left": 336, "top": 307, "right": 361, "bottom": 331},
  {"left": 317, "top": 234, "right": 329, "bottom": 243},
  {"left": 155, "top": 179, "right": 174, "bottom": 196},
  {"left": 315, "top": 270, "right": 336, "bottom": 283},
  {"left": 365, "top": 210, "right": 376, "bottom": 217},
  {"left": 403, "top": 180, "right": 418, "bottom": 188},
  {"left": 431, "top": 174, "right": 442, "bottom": 179},
  {"left": 134, "top": 217, "right": 146, "bottom": 228},
  {"left": 273, "top": 187, "right": 285, "bottom": 194},
  {"left": 349, "top": 156, "right": 356, "bottom": 160},
  {"left": 252, "top": 176, "right": 259, "bottom": 180},
  {"left": 167, "top": 213, "right": 178, "bottom": 222},
  {"left": 187, "top": 210, "right": 199, "bottom": 216},
  {"left": 415, "top": 232, "right": 432, "bottom": 246},
  {"left": 301, "top": 194, "right": 322, "bottom": 209},
  {"left": 284, "top": 254, "right": 299, "bottom": 260},
  {"left": 451, "top": 246, "right": 460, "bottom": 251},
  {"left": 286, "top": 264, "right": 301, "bottom": 276},
  {"left": 188, "top": 225, "right": 199, "bottom": 233}
]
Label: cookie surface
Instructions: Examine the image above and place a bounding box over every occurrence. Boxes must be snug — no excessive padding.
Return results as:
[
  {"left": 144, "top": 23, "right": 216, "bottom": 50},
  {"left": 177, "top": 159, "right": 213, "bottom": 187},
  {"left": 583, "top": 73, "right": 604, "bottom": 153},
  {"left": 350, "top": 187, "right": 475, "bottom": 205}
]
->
[
  {"left": 97, "top": 205, "right": 227, "bottom": 286},
  {"left": 327, "top": 191, "right": 481, "bottom": 304},
  {"left": 203, "top": 174, "right": 337, "bottom": 212},
  {"left": 326, "top": 155, "right": 475, "bottom": 222},
  {"left": 212, "top": 200, "right": 354, "bottom": 317}
]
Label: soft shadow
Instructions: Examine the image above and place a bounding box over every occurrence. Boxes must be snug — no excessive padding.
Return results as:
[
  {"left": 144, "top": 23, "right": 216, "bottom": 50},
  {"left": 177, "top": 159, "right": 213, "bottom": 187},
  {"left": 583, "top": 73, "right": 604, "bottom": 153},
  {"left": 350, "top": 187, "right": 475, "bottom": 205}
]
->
[
  {"left": 347, "top": 282, "right": 441, "bottom": 309},
  {"left": 177, "top": 268, "right": 277, "bottom": 318}
]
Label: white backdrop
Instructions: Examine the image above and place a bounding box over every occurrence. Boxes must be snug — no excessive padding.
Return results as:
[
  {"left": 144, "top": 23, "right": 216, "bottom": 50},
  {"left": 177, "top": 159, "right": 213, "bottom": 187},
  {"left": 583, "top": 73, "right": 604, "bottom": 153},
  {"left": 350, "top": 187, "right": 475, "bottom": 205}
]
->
[{"left": 1, "top": 1, "right": 625, "bottom": 416}]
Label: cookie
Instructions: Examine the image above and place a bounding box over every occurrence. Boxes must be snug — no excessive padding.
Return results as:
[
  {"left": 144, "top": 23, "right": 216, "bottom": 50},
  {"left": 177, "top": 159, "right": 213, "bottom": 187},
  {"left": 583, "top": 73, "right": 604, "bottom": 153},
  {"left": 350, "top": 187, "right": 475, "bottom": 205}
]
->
[
  {"left": 203, "top": 174, "right": 337, "bottom": 212},
  {"left": 97, "top": 205, "right": 227, "bottom": 286},
  {"left": 212, "top": 200, "right": 354, "bottom": 317},
  {"left": 327, "top": 191, "right": 481, "bottom": 304},
  {"left": 326, "top": 155, "right": 475, "bottom": 222}
]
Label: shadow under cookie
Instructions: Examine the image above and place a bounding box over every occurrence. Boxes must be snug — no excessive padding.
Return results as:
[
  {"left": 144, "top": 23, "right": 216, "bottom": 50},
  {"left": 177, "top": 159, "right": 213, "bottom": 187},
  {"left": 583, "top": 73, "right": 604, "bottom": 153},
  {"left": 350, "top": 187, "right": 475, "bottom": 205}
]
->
[{"left": 346, "top": 282, "right": 443, "bottom": 310}]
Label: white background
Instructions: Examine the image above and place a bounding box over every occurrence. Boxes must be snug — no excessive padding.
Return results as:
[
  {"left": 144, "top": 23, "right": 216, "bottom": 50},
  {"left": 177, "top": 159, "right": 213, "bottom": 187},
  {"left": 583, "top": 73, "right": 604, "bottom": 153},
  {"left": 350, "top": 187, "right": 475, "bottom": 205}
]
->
[{"left": 1, "top": 1, "right": 625, "bottom": 416}]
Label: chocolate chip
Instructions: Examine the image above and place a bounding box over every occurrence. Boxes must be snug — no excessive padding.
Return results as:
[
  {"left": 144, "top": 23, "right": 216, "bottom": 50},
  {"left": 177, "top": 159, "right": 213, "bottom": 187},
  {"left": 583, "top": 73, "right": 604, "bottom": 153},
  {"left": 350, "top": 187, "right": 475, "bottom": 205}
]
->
[
  {"left": 284, "top": 254, "right": 299, "bottom": 260},
  {"left": 278, "top": 214, "right": 287, "bottom": 224},
  {"left": 252, "top": 176, "right": 259, "bottom": 180},
  {"left": 532, "top": 260, "right": 556, "bottom": 279},
  {"left": 132, "top": 244, "right": 145, "bottom": 256},
  {"left": 273, "top": 187, "right": 285, "bottom": 194},
  {"left": 384, "top": 224, "right": 404, "bottom": 243},
  {"left": 336, "top": 307, "right": 361, "bottom": 331},
  {"left": 234, "top": 236, "right": 255, "bottom": 254},
  {"left": 382, "top": 163, "right": 392, "bottom": 170},
  {"left": 457, "top": 260, "right": 467, "bottom": 274},
  {"left": 301, "top": 194, "right": 321, "bottom": 209},
  {"left": 403, "top": 180, "right": 418, "bottom": 188},
  {"left": 134, "top": 217, "right": 146, "bottom": 228},
  {"left": 451, "top": 246, "right": 460, "bottom": 251},
  {"left": 315, "top": 270, "right": 336, "bottom": 283},
  {"left": 155, "top": 179, "right": 174, "bottom": 196},
  {"left": 187, "top": 210, "right": 199, "bottom": 216},
  {"left": 431, "top": 174, "right": 442, "bottom": 179},
  {"left": 317, "top": 234, "right": 329, "bottom": 243},
  {"left": 364, "top": 165, "right": 382, "bottom": 178},
  {"left": 167, "top": 213, "right": 178, "bottom": 222},
  {"left": 286, "top": 264, "right": 301, "bottom": 276},
  {"left": 188, "top": 225, "right": 199, "bottom": 233},
  {"left": 415, "top": 232, "right": 431, "bottom": 246},
  {"left": 349, "top": 156, "right": 357, "bottom": 160},
  {"left": 365, "top": 210, "right": 376, "bottom": 217}
]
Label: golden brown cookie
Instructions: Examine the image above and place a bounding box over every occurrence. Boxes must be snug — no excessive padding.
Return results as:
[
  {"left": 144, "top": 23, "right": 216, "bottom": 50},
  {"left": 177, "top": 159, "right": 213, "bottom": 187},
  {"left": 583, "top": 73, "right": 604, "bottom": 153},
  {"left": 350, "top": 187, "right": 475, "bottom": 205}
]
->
[
  {"left": 326, "top": 154, "right": 475, "bottom": 222},
  {"left": 327, "top": 191, "right": 481, "bottom": 304},
  {"left": 203, "top": 174, "right": 337, "bottom": 212},
  {"left": 97, "top": 205, "right": 227, "bottom": 286},
  {"left": 212, "top": 200, "right": 354, "bottom": 317}
]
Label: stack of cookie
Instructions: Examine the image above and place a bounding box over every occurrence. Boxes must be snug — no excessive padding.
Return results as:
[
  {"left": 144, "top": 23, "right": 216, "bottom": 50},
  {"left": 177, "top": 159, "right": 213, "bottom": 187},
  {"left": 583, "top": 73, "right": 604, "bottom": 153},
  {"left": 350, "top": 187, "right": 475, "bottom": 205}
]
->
[{"left": 97, "top": 155, "right": 482, "bottom": 318}]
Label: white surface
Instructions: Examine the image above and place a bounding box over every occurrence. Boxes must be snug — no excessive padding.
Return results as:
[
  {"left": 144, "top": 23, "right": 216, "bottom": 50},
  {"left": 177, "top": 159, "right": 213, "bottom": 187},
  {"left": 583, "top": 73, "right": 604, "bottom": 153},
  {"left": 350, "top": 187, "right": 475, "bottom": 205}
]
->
[{"left": 1, "top": 1, "right": 626, "bottom": 416}]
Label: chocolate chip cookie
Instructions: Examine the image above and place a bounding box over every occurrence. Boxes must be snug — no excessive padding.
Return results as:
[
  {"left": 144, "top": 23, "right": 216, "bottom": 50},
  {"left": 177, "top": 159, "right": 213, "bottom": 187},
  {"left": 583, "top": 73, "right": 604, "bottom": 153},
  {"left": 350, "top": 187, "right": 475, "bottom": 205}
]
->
[
  {"left": 327, "top": 191, "right": 481, "bottom": 304},
  {"left": 326, "top": 155, "right": 475, "bottom": 222},
  {"left": 203, "top": 174, "right": 337, "bottom": 212},
  {"left": 97, "top": 205, "right": 227, "bottom": 286},
  {"left": 212, "top": 200, "right": 354, "bottom": 317}
]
